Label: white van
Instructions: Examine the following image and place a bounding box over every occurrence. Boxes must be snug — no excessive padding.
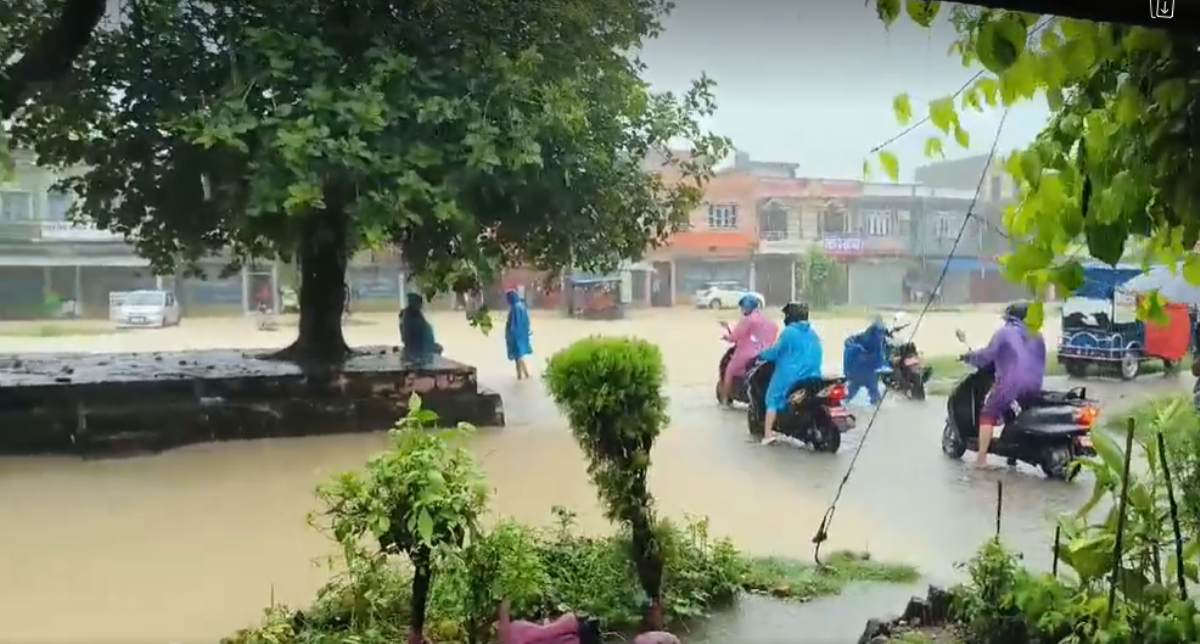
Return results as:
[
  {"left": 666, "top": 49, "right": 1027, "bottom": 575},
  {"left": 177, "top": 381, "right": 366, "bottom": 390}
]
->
[{"left": 109, "top": 290, "right": 182, "bottom": 328}]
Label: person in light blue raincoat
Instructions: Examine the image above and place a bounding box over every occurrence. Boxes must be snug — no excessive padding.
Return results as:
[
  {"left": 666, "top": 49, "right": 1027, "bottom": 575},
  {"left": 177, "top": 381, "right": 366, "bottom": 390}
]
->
[
  {"left": 757, "top": 302, "right": 823, "bottom": 445},
  {"left": 843, "top": 316, "right": 888, "bottom": 407},
  {"left": 505, "top": 288, "right": 534, "bottom": 379}
]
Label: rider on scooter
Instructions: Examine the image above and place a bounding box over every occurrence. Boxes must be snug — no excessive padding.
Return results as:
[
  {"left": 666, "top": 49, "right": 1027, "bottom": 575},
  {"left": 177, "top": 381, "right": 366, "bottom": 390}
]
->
[
  {"left": 758, "top": 301, "right": 823, "bottom": 446},
  {"left": 720, "top": 294, "right": 778, "bottom": 406},
  {"left": 962, "top": 301, "right": 1047, "bottom": 468}
]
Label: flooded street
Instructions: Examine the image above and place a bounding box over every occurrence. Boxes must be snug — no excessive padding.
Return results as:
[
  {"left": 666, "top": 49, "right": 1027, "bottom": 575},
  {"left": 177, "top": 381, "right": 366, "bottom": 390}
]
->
[{"left": 0, "top": 309, "right": 1189, "bottom": 642}]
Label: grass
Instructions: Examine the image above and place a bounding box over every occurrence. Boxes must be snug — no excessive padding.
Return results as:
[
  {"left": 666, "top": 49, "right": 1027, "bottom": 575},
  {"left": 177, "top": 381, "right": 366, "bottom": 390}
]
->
[
  {"left": 922, "top": 351, "right": 1166, "bottom": 396},
  {"left": 1100, "top": 393, "right": 1194, "bottom": 436},
  {"left": 0, "top": 322, "right": 115, "bottom": 337},
  {"left": 740, "top": 550, "right": 920, "bottom": 602}
]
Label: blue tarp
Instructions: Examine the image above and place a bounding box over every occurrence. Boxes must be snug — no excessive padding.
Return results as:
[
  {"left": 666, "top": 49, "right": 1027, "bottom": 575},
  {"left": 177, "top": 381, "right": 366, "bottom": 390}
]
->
[
  {"left": 943, "top": 257, "right": 999, "bottom": 273},
  {"left": 1075, "top": 265, "right": 1143, "bottom": 300}
]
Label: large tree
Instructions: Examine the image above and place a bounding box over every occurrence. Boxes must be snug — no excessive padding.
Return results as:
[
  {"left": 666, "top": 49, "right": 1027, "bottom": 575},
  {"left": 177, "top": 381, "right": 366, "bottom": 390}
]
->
[
  {"left": 3, "top": 0, "right": 727, "bottom": 363},
  {"left": 869, "top": 1, "right": 1200, "bottom": 329}
]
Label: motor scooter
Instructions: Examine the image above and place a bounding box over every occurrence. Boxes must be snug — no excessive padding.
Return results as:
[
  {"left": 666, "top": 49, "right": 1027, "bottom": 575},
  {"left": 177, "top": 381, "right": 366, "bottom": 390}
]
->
[
  {"left": 880, "top": 328, "right": 933, "bottom": 400},
  {"left": 744, "top": 359, "right": 855, "bottom": 452},
  {"left": 943, "top": 329, "right": 1099, "bottom": 480},
  {"left": 716, "top": 345, "right": 751, "bottom": 405}
]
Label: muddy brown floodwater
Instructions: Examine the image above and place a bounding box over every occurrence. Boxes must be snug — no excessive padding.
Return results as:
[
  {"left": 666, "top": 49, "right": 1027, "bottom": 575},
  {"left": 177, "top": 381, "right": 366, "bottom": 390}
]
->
[{"left": 0, "top": 308, "right": 1083, "bottom": 642}]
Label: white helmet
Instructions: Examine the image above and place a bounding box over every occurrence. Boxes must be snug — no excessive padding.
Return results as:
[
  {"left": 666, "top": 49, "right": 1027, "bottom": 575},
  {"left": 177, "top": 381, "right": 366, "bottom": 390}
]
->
[{"left": 890, "top": 311, "right": 909, "bottom": 328}]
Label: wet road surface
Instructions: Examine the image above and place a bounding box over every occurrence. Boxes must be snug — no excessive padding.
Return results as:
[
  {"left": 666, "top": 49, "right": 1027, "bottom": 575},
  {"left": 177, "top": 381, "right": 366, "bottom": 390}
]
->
[{"left": 0, "top": 310, "right": 1190, "bottom": 642}]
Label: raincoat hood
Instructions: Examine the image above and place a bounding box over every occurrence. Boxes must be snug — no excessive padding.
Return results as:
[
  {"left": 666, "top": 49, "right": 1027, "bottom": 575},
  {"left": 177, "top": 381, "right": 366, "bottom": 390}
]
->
[
  {"left": 505, "top": 289, "right": 521, "bottom": 306},
  {"left": 405, "top": 292, "right": 424, "bottom": 311}
]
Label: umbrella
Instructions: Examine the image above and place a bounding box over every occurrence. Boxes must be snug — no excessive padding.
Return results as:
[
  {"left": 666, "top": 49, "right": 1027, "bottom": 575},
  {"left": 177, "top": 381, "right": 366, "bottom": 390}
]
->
[{"left": 1122, "top": 265, "right": 1200, "bottom": 306}]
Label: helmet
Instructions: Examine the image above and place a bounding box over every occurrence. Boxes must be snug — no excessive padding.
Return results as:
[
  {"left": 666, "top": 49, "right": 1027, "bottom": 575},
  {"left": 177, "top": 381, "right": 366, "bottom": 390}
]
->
[
  {"left": 782, "top": 301, "right": 809, "bottom": 325},
  {"left": 891, "top": 311, "right": 909, "bottom": 327},
  {"left": 738, "top": 294, "right": 762, "bottom": 313},
  {"left": 1004, "top": 300, "right": 1031, "bottom": 322}
]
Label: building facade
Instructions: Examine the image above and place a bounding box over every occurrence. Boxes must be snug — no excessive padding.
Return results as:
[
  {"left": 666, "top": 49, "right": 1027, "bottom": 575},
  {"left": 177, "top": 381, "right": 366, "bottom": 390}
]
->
[
  {"left": 0, "top": 152, "right": 404, "bottom": 319},
  {"left": 912, "top": 155, "right": 1025, "bottom": 305}
]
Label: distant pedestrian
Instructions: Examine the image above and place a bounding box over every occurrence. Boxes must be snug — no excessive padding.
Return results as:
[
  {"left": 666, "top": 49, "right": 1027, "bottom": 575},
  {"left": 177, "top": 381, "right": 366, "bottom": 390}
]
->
[{"left": 504, "top": 288, "right": 533, "bottom": 379}]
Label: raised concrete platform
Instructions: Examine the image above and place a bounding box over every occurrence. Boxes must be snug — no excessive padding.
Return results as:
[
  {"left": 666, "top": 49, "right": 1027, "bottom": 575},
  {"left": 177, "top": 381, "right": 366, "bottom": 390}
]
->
[{"left": 0, "top": 346, "right": 504, "bottom": 458}]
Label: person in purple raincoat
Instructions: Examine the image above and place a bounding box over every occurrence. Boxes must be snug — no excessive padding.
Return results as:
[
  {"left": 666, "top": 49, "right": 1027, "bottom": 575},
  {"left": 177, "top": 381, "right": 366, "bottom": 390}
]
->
[{"left": 962, "top": 301, "right": 1047, "bottom": 468}]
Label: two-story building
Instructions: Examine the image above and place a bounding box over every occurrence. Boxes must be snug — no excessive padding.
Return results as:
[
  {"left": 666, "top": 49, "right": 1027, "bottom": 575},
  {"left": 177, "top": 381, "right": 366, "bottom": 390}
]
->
[
  {"left": 912, "top": 155, "right": 1025, "bottom": 305},
  {"left": 645, "top": 150, "right": 765, "bottom": 304}
]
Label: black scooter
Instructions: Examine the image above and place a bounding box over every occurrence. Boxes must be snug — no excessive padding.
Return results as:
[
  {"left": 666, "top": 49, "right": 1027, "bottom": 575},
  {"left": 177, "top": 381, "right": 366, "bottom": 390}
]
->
[
  {"left": 745, "top": 360, "right": 855, "bottom": 452},
  {"left": 716, "top": 346, "right": 751, "bottom": 405},
  {"left": 943, "top": 329, "right": 1099, "bottom": 480},
  {"left": 880, "top": 328, "right": 933, "bottom": 400}
]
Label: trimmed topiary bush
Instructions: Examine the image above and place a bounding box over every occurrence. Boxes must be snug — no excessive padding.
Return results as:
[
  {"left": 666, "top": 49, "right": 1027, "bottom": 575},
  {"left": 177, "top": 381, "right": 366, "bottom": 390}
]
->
[{"left": 543, "top": 336, "right": 670, "bottom": 629}]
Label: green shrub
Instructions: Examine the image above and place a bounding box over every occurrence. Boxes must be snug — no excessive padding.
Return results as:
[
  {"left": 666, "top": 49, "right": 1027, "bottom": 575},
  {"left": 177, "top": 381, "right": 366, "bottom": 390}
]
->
[{"left": 544, "top": 336, "right": 670, "bottom": 627}]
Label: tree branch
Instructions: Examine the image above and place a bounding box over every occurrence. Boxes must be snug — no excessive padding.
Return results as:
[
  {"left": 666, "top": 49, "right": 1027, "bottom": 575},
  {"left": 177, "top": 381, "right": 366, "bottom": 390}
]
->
[
  {"left": 0, "top": 0, "right": 107, "bottom": 119},
  {"left": 948, "top": 0, "right": 1200, "bottom": 33}
]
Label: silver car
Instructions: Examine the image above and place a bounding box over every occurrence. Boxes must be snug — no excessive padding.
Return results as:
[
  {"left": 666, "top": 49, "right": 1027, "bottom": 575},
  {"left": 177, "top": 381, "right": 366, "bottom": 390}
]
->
[{"left": 692, "top": 281, "right": 764, "bottom": 309}]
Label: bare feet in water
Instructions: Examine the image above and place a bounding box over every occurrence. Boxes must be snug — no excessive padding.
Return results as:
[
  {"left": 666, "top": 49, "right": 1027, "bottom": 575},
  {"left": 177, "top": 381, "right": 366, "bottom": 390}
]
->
[{"left": 760, "top": 434, "right": 778, "bottom": 446}]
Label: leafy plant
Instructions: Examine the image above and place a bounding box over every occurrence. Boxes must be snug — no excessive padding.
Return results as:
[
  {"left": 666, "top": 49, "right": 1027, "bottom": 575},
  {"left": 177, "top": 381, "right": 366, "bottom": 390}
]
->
[
  {"left": 947, "top": 400, "right": 1200, "bottom": 644},
  {"left": 311, "top": 393, "right": 488, "bottom": 643},
  {"left": 872, "top": 3, "right": 1200, "bottom": 331},
  {"left": 543, "top": 337, "right": 670, "bottom": 628},
  {"left": 796, "top": 248, "right": 845, "bottom": 309}
]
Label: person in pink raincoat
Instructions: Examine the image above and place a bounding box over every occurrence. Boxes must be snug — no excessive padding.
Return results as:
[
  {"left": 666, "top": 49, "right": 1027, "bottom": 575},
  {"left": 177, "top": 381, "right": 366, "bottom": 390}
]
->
[{"left": 720, "top": 294, "right": 778, "bottom": 406}]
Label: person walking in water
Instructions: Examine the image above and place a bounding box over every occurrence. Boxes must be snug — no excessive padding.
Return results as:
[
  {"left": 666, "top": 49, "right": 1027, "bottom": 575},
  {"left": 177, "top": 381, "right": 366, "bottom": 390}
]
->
[
  {"left": 505, "top": 288, "right": 533, "bottom": 379},
  {"left": 843, "top": 315, "right": 888, "bottom": 408}
]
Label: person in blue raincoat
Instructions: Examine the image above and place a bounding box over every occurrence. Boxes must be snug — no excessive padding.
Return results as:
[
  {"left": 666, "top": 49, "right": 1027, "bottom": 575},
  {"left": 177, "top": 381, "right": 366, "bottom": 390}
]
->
[
  {"left": 399, "top": 292, "right": 443, "bottom": 362},
  {"left": 505, "top": 288, "right": 533, "bottom": 379},
  {"left": 843, "top": 315, "right": 888, "bottom": 407},
  {"left": 757, "top": 302, "right": 823, "bottom": 446}
]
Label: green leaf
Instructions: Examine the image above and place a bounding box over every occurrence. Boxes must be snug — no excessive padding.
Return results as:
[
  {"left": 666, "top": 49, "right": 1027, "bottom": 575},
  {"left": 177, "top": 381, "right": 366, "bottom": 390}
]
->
[
  {"left": 1062, "top": 533, "right": 1117, "bottom": 580},
  {"left": 1183, "top": 254, "right": 1200, "bottom": 285},
  {"left": 875, "top": 0, "right": 901, "bottom": 26},
  {"left": 417, "top": 509, "right": 435, "bottom": 543},
  {"left": 927, "top": 97, "right": 957, "bottom": 134},
  {"left": 952, "top": 124, "right": 970, "bottom": 149},
  {"left": 976, "top": 13, "right": 1028, "bottom": 74},
  {"left": 904, "top": 0, "right": 941, "bottom": 27},
  {"left": 1086, "top": 219, "right": 1130, "bottom": 266},
  {"left": 923, "top": 137, "right": 944, "bottom": 159},
  {"left": 877, "top": 150, "right": 900, "bottom": 182},
  {"left": 892, "top": 93, "right": 914, "bottom": 125},
  {"left": 1046, "top": 87, "right": 1064, "bottom": 110},
  {"left": 1025, "top": 300, "right": 1044, "bottom": 332}
]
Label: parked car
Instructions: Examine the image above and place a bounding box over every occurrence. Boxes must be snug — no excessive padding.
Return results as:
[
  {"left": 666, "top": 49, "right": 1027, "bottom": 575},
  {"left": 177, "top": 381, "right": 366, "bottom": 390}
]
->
[
  {"left": 692, "top": 281, "right": 764, "bottom": 309},
  {"left": 109, "top": 289, "right": 182, "bottom": 328}
]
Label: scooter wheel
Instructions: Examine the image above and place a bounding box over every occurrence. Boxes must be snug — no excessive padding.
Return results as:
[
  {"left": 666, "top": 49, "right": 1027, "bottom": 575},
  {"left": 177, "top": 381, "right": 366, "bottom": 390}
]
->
[
  {"left": 1041, "top": 446, "right": 1078, "bottom": 481},
  {"left": 812, "top": 424, "right": 841, "bottom": 453},
  {"left": 941, "top": 421, "right": 967, "bottom": 459},
  {"left": 747, "top": 401, "right": 765, "bottom": 439}
]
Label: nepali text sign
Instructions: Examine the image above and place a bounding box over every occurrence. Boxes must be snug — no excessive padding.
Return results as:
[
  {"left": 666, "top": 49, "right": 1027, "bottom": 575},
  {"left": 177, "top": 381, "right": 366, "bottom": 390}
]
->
[{"left": 821, "top": 235, "right": 864, "bottom": 256}]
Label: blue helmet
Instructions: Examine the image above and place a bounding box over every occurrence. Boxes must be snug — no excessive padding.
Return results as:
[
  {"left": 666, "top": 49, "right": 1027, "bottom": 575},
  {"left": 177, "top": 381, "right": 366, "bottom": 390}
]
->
[
  {"left": 738, "top": 294, "right": 761, "bottom": 313},
  {"left": 1004, "top": 301, "right": 1031, "bottom": 322}
]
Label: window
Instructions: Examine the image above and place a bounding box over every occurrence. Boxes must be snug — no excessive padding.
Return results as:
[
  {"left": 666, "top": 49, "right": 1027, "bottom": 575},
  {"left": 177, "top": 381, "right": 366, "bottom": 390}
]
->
[
  {"left": 0, "top": 190, "right": 33, "bottom": 221},
  {"left": 821, "top": 204, "right": 847, "bottom": 234},
  {"left": 896, "top": 209, "right": 911, "bottom": 238},
  {"left": 758, "top": 201, "right": 789, "bottom": 240},
  {"left": 46, "top": 189, "right": 72, "bottom": 221},
  {"left": 860, "top": 209, "right": 893, "bottom": 236},
  {"left": 933, "top": 212, "right": 960, "bottom": 239},
  {"left": 707, "top": 203, "right": 739, "bottom": 230}
]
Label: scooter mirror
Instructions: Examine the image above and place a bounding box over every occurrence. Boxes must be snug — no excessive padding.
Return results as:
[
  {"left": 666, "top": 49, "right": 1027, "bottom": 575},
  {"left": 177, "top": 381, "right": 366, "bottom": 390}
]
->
[{"left": 954, "top": 329, "right": 967, "bottom": 343}]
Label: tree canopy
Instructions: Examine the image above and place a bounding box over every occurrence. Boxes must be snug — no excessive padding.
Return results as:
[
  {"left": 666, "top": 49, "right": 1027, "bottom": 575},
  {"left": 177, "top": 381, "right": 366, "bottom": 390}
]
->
[
  {"left": 2, "top": 0, "right": 727, "bottom": 362},
  {"left": 870, "top": 1, "right": 1200, "bottom": 330}
]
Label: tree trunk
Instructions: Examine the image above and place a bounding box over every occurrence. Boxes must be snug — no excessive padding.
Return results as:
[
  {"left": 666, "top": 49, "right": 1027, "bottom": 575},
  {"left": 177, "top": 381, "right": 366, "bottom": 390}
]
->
[{"left": 268, "top": 205, "right": 351, "bottom": 364}]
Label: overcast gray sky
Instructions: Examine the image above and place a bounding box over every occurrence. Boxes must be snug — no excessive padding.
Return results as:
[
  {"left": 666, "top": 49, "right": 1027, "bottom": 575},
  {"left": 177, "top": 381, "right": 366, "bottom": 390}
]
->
[{"left": 639, "top": 0, "right": 1049, "bottom": 180}]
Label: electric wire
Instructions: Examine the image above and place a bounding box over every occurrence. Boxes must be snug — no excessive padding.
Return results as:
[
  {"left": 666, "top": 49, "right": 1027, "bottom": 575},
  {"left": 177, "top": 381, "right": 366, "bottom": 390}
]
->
[{"left": 810, "top": 108, "right": 1012, "bottom": 565}]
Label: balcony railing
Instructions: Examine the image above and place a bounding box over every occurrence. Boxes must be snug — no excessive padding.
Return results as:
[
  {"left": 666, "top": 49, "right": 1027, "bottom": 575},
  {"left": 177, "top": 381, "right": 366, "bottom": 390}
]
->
[{"left": 759, "top": 229, "right": 790, "bottom": 241}]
